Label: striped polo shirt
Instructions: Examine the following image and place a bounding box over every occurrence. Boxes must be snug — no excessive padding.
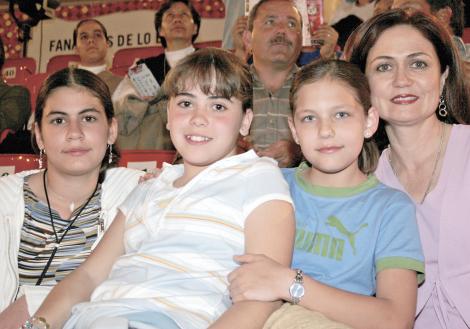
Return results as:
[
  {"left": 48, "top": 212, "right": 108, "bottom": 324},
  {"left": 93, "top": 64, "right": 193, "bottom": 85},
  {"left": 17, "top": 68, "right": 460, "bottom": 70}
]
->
[{"left": 66, "top": 151, "right": 292, "bottom": 329}]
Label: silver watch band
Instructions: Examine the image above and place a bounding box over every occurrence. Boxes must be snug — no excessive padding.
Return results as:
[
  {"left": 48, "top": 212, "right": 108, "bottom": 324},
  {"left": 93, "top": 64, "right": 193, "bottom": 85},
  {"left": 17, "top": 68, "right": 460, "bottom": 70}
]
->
[{"left": 289, "top": 268, "right": 305, "bottom": 305}]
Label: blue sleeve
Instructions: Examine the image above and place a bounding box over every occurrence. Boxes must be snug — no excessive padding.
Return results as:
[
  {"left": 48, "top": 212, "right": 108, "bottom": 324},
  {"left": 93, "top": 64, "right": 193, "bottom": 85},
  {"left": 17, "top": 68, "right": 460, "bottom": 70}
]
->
[{"left": 375, "top": 191, "right": 425, "bottom": 283}]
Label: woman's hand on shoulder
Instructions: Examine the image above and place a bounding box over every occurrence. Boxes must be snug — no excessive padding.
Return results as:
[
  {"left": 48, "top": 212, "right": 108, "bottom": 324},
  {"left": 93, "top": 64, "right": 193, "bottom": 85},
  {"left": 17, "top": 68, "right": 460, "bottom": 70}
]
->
[
  {"left": 228, "top": 254, "right": 293, "bottom": 303},
  {"left": 138, "top": 169, "right": 162, "bottom": 184}
]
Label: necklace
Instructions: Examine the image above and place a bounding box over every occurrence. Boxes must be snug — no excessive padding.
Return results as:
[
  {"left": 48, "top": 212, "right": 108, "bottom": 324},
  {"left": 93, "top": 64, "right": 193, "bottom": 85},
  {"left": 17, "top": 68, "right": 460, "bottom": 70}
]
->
[
  {"left": 388, "top": 123, "right": 446, "bottom": 204},
  {"left": 36, "top": 169, "right": 98, "bottom": 285},
  {"left": 43, "top": 184, "right": 89, "bottom": 213}
]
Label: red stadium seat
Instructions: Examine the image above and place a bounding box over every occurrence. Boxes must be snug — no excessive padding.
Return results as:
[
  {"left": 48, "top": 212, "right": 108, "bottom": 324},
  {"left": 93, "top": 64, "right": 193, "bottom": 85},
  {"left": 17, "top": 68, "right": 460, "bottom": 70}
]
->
[
  {"left": 111, "top": 46, "right": 164, "bottom": 76},
  {"left": 195, "top": 40, "right": 222, "bottom": 48},
  {"left": 118, "top": 150, "right": 176, "bottom": 172},
  {"left": 463, "top": 28, "right": 470, "bottom": 44},
  {"left": 25, "top": 73, "right": 50, "bottom": 112},
  {"left": 0, "top": 154, "right": 39, "bottom": 176},
  {"left": 0, "top": 129, "right": 13, "bottom": 144},
  {"left": 110, "top": 43, "right": 221, "bottom": 76},
  {"left": 2, "top": 57, "right": 36, "bottom": 85},
  {"left": 46, "top": 54, "right": 81, "bottom": 74}
]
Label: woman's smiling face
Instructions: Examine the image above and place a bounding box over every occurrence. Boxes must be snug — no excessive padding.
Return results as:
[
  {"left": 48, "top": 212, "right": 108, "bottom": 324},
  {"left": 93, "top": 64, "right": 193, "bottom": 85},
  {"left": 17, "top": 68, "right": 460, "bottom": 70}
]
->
[{"left": 365, "top": 24, "right": 447, "bottom": 126}]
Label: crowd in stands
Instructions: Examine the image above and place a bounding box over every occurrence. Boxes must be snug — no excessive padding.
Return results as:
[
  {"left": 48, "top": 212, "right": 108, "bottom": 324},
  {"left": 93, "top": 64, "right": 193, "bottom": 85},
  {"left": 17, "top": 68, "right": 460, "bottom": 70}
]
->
[{"left": 0, "top": 0, "right": 470, "bottom": 328}]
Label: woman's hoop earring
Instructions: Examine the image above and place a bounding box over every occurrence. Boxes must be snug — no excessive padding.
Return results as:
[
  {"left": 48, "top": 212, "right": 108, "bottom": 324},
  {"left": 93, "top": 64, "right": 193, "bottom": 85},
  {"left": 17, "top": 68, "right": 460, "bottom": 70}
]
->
[
  {"left": 39, "top": 149, "right": 45, "bottom": 169},
  {"left": 438, "top": 95, "right": 448, "bottom": 117},
  {"left": 107, "top": 144, "right": 113, "bottom": 164}
]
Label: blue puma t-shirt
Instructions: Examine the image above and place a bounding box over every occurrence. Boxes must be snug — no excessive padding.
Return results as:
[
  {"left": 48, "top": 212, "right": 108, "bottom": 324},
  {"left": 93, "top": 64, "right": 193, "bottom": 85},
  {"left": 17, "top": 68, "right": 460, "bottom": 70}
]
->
[{"left": 283, "top": 163, "right": 425, "bottom": 296}]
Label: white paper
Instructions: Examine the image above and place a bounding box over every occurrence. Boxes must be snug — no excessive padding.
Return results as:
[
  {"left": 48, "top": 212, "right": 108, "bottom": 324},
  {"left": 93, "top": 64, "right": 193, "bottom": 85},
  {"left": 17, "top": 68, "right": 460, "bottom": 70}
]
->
[{"left": 128, "top": 63, "right": 160, "bottom": 98}]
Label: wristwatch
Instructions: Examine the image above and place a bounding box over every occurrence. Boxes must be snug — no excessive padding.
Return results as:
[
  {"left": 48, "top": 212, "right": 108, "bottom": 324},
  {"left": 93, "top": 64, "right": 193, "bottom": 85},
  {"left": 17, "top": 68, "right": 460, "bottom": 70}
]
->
[
  {"left": 289, "top": 269, "right": 305, "bottom": 304},
  {"left": 23, "top": 317, "right": 50, "bottom": 329}
]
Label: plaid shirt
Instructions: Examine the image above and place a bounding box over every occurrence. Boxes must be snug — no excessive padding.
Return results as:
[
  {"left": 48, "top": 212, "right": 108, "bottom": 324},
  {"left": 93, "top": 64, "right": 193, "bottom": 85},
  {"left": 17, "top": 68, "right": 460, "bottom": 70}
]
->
[{"left": 249, "top": 65, "right": 298, "bottom": 150}]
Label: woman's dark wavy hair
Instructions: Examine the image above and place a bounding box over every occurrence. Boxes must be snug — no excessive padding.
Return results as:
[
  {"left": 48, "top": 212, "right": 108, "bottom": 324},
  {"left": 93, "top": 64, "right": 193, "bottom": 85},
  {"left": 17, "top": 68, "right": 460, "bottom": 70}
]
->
[
  {"left": 154, "top": 0, "right": 201, "bottom": 48},
  {"left": 162, "top": 47, "right": 252, "bottom": 113},
  {"left": 290, "top": 59, "right": 379, "bottom": 175},
  {"left": 32, "top": 67, "right": 119, "bottom": 183},
  {"left": 344, "top": 9, "right": 470, "bottom": 150}
]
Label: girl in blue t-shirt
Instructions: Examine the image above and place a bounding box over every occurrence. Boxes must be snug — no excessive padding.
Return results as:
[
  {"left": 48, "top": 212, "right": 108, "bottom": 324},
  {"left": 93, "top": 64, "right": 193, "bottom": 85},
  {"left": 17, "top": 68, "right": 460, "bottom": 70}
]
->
[{"left": 228, "top": 59, "right": 425, "bottom": 329}]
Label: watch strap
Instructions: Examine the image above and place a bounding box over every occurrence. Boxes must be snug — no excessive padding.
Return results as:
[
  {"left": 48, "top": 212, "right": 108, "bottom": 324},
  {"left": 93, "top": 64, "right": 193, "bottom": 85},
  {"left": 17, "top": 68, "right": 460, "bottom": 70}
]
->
[{"left": 290, "top": 268, "right": 304, "bottom": 305}]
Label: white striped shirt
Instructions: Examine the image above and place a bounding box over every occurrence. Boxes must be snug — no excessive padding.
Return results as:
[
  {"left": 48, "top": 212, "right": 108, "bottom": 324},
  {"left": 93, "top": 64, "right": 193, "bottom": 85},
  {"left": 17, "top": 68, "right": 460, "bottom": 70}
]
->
[{"left": 66, "top": 151, "right": 292, "bottom": 329}]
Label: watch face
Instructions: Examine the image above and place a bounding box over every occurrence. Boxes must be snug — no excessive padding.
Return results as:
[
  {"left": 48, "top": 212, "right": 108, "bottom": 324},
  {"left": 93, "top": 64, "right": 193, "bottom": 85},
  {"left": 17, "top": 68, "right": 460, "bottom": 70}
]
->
[{"left": 289, "top": 282, "right": 305, "bottom": 298}]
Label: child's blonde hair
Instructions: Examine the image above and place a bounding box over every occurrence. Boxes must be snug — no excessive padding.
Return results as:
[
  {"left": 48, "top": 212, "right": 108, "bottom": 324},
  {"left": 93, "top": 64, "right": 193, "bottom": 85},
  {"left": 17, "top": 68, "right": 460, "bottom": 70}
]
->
[
  {"left": 289, "top": 59, "right": 379, "bottom": 175},
  {"left": 162, "top": 48, "right": 252, "bottom": 112}
]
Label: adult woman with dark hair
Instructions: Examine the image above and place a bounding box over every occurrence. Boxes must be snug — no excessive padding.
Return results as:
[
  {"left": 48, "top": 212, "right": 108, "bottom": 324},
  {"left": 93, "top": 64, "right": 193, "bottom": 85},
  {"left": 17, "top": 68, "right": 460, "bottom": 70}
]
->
[
  {"left": 0, "top": 68, "right": 142, "bottom": 328},
  {"left": 346, "top": 9, "right": 470, "bottom": 328}
]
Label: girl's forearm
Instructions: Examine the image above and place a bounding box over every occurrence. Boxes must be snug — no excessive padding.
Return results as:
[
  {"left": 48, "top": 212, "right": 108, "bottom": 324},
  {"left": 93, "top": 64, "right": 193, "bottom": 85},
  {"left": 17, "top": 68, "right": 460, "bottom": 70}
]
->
[
  {"left": 33, "top": 267, "right": 96, "bottom": 329},
  {"left": 210, "top": 301, "right": 282, "bottom": 329},
  {"left": 33, "top": 213, "right": 127, "bottom": 328},
  {"left": 291, "top": 270, "right": 416, "bottom": 329}
]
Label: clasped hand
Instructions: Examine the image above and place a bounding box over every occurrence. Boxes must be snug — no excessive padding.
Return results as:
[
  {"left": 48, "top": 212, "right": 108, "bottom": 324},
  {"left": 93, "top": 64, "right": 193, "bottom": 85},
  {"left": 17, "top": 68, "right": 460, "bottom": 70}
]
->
[{"left": 228, "top": 254, "right": 292, "bottom": 303}]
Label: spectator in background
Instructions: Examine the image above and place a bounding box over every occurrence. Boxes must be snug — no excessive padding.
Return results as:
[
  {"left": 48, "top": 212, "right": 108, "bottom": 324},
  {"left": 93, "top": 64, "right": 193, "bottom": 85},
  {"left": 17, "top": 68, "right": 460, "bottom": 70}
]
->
[
  {"left": 136, "top": 0, "right": 200, "bottom": 85},
  {"left": 73, "top": 19, "right": 122, "bottom": 94},
  {"left": 228, "top": 1, "right": 339, "bottom": 65},
  {"left": 0, "top": 37, "right": 31, "bottom": 150},
  {"left": 241, "top": 0, "right": 303, "bottom": 167},
  {"left": 113, "top": 0, "right": 200, "bottom": 150}
]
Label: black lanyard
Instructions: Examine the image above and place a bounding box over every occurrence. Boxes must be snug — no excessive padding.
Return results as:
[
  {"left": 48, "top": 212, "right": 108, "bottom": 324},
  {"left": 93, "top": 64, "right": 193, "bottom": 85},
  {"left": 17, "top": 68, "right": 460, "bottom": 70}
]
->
[{"left": 36, "top": 170, "right": 98, "bottom": 286}]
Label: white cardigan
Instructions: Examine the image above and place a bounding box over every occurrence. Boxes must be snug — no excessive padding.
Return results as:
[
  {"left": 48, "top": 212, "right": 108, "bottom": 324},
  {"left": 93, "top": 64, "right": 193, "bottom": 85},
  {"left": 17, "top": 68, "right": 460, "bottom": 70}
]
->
[{"left": 0, "top": 167, "right": 143, "bottom": 314}]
